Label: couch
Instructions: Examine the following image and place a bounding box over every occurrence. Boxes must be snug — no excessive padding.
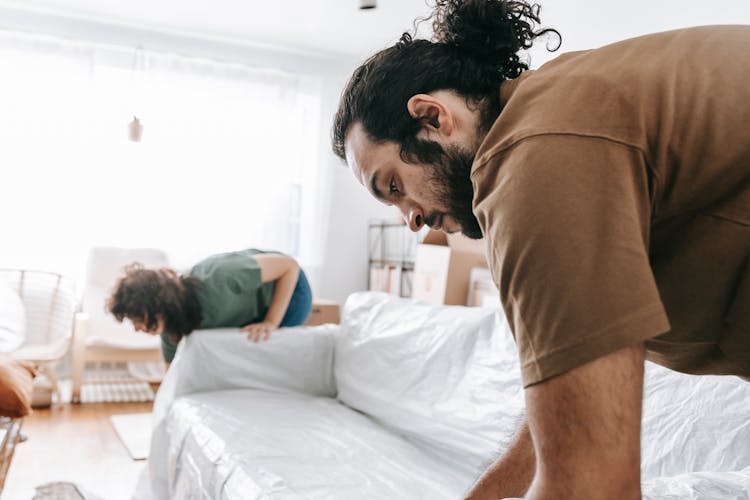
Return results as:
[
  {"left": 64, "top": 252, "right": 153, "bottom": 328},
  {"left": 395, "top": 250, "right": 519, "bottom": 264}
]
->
[{"left": 135, "top": 292, "right": 750, "bottom": 500}]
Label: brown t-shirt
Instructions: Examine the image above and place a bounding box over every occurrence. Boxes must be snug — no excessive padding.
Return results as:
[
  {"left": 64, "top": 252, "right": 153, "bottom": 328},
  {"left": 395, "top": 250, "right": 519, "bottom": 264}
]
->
[{"left": 471, "top": 25, "right": 750, "bottom": 387}]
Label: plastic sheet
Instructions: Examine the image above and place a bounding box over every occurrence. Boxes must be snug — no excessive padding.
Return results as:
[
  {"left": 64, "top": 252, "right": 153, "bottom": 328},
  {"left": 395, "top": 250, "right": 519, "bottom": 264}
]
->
[
  {"left": 135, "top": 292, "right": 750, "bottom": 500},
  {"left": 335, "top": 292, "right": 525, "bottom": 475},
  {"left": 641, "top": 363, "right": 750, "bottom": 479},
  {"left": 135, "top": 324, "right": 338, "bottom": 500},
  {"left": 643, "top": 467, "right": 750, "bottom": 499},
  {"left": 165, "top": 390, "right": 468, "bottom": 499}
]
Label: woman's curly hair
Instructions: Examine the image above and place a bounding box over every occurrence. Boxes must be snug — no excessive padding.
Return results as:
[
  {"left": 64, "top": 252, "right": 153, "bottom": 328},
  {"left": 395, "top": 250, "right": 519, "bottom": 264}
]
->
[
  {"left": 332, "top": 0, "right": 560, "bottom": 163},
  {"left": 107, "top": 263, "right": 202, "bottom": 341}
]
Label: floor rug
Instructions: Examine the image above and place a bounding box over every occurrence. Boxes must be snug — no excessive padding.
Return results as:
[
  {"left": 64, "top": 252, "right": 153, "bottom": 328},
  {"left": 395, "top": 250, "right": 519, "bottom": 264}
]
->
[
  {"left": 109, "top": 412, "right": 152, "bottom": 460},
  {"left": 55, "top": 366, "right": 156, "bottom": 404}
]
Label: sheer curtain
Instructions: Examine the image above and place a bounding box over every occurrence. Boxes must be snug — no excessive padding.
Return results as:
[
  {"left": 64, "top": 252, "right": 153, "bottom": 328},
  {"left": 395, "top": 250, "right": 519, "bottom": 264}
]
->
[{"left": 0, "top": 30, "right": 324, "bottom": 289}]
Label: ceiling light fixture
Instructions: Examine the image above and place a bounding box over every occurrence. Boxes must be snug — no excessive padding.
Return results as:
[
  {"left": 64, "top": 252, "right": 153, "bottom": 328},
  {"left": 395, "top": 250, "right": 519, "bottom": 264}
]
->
[{"left": 359, "top": 0, "right": 376, "bottom": 10}]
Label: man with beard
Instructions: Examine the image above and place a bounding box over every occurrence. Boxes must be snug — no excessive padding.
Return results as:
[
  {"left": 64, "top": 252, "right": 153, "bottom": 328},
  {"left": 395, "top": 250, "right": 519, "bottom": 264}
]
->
[{"left": 332, "top": 1, "right": 750, "bottom": 499}]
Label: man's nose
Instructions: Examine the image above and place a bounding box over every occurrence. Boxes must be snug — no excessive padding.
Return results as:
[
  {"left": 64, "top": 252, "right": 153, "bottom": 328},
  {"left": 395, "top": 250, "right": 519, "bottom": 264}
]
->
[{"left": 405, "top": 206, "right": 424, "bottom": 232}]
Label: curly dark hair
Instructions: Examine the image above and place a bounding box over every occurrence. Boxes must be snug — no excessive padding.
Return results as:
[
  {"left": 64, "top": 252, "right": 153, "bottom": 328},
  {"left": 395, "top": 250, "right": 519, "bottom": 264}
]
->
[
  {"left": 107, "top": 263, "right": 203, "bottom": 342},
  {"left": 332, "top": 0, "right": 560, "bottom": 163}
]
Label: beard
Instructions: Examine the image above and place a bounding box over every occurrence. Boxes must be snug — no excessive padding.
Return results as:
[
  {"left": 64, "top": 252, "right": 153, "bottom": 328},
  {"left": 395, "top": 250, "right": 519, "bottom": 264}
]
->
[
  {"left": 405, "top": 138, "right": 484, "bottom": 239},
  {"left": 403, "top": 96, "right": 499, "bottom": 240},
  {"left": 427, "top": 144, "right": 484, "bottom": 239}
]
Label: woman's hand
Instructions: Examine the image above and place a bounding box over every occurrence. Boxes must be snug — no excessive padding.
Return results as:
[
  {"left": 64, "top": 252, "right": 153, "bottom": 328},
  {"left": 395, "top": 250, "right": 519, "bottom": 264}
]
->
[
  {"left": 241, "top": 321, "right": 278, "bottom": 342},
  {"left": 254, "top": 254, "right": 300, "bottom": 328}
]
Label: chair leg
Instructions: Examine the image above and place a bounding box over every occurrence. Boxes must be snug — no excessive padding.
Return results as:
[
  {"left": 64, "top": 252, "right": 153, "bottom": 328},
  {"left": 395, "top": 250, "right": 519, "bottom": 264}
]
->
[
  {"left": 71, "top": 365, "right": 83, "bottom": 404},
  {"left": 71, "top": 313, "right": 89, "bottom": 404},
  {"left": 38, "top": 364, "right": 60, "bottom": 404}
]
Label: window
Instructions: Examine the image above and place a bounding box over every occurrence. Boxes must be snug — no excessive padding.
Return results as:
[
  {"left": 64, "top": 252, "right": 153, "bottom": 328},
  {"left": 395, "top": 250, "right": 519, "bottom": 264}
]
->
[{"left": 0, "top": 31, "right": 322, "bottom": 283}]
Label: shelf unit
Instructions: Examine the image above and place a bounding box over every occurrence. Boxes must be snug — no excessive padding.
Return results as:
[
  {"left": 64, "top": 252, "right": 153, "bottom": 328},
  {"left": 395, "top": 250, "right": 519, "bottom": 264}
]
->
[{"left": 367, "top": 220, "right": 421, "bottom": 297}]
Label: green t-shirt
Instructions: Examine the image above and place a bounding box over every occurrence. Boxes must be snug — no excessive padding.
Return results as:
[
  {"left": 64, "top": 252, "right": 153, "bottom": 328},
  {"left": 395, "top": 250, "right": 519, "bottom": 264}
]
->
[{"left": 160, "top": 249, "right": 276, "bottom": 362}]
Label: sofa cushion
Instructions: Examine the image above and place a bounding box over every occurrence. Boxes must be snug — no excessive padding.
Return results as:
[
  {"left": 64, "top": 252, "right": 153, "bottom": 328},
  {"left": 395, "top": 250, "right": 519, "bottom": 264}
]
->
[
  {"left": 163, "top": 389, "right": 470, "bottom": 499},
  {"left": 336, "top": 292, "right": 750, "bottom": 480},
  {"left": 335, "top": 292, "right": 525, "bottom": 473}
]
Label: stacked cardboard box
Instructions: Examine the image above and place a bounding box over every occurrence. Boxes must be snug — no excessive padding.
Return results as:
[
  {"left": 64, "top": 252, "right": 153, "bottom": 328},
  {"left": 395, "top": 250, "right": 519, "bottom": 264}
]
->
[
  {"left": 412, "top": 231, "right": 493, "bottom": 306},
  {"left": 304, "top": 300, "right": 341, "bottom": 326},
  {"left": 467, "top": 267, "right": 501, "bottom": 308}
]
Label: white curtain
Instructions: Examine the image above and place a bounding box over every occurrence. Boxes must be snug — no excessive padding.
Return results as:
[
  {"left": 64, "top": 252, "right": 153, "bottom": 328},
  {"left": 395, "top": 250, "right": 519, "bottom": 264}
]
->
[{"left": 0, "top": 30, "right": 324, "bottom": 289}]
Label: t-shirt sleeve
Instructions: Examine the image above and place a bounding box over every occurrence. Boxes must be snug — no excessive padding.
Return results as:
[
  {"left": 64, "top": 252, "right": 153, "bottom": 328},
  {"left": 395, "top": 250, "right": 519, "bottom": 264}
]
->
[
  {"left": 233, "top": 251, "right": 263, "bottom": 292},
  {"left": 472, "top": 134, "right": 670, "bottom": 387},
  {"left": 190, "top": 250, "right": 264, "bottom": 298},
  {"left": 160, "top": 331, "right": 178, "bottom": 364}
]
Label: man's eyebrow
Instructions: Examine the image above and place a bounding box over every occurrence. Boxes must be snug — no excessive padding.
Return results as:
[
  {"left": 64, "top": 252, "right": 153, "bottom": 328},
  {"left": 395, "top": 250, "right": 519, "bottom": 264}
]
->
[{"left": 370, "top": 171, "right": 387, "bottom": 203}]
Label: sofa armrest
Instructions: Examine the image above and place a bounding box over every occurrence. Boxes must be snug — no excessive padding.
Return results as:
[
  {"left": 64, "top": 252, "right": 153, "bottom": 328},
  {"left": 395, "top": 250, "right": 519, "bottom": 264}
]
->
[{"left": 149, "top": 324, "right": 338, "bottom": 431}]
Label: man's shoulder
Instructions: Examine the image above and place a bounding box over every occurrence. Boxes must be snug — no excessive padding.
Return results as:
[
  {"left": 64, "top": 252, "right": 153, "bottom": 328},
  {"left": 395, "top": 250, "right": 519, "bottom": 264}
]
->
[{"left": 478, "top": 24, "right": 746, "bottom": 157}]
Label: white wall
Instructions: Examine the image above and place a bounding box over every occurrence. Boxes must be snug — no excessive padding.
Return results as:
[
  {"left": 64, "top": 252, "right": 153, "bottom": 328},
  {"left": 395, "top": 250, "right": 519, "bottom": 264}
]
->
[
  {"left": 308, "top": 72, "right": 395, "bottom": 304},
  {"left": 526, "top": 0, "right": 750, "bottom": 68}
]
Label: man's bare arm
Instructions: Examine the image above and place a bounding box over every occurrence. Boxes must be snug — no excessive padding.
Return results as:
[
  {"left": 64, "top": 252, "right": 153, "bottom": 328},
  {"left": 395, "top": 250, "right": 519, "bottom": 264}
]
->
[
  {"left": 524, "top": 344, "right": 645, "bottom": 500},
  {"left": 464, "top": 419, "right": 535, "bottom": 500}
]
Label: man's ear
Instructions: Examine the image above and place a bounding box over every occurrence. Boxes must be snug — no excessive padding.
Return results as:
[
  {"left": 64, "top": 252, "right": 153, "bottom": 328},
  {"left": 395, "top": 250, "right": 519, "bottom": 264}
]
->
[{"left": 406, "top": 94, "right": 454, "bottom": 138}]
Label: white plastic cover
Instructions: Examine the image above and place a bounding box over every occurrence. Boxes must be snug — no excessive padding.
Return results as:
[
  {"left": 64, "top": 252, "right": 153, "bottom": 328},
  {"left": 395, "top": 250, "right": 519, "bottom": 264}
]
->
[
  {"left": 136, "top": 292, "right": 750, "bottom": 500},
  {"left": 164, "top": 390, "right": 468, "bottom": 500},
  {"left": 335, "top": 292, "right": 525, "bottom": 476},
  {"left": 336, "top": 292, "right": 750, "bottom": 483},
  {"left": 642, "top": 466, "right": 750, "bottom": 499},
  {"left": 641, "top": 363, "right": 750, "bottom": 479},
  {"left": 136, "top": 324, "right": 338, "bottom": 500}
]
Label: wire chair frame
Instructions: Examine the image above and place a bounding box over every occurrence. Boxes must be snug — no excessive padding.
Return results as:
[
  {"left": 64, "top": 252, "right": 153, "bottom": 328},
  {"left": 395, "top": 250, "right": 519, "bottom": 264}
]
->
[
  {"left": 0, "top": 269, "right": 78, "bottom": 404},
  {"left": 0, "top": 269, "right": 77, "bottom": 349}
]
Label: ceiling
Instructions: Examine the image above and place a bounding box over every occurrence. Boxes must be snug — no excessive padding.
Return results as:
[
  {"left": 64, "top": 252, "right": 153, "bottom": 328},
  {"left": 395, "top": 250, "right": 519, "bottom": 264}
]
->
[
  {"left": 2, "top": 0, "right": 749, "bottom": 72},
  {"left": 0, "top": 0, "right": 435, "bottom": 60}
]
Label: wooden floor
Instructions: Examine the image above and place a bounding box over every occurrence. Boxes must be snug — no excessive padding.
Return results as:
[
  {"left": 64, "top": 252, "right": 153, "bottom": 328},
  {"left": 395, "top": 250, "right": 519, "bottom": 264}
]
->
[{"left": 3, "top": 401, "right": 153, "bottom": 500}]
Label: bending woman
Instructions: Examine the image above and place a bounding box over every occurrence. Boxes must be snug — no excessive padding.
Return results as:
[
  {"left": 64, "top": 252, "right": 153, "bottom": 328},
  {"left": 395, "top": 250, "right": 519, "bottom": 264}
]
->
[{"left": 107, "top": 248, "right": 312, "bottom": 364}]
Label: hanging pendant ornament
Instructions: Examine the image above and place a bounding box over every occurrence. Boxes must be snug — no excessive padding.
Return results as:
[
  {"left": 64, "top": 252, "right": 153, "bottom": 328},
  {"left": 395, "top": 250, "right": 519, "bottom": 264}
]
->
[
  {"left": 128, "top": 46, "right": 145, "bottom": 143},
  {"left": 128, "top": 116, "right": 143, "bottom": 142}
]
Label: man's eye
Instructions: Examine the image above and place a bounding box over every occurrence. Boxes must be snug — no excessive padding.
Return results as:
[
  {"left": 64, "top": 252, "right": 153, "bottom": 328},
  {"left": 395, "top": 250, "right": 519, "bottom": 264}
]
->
[{"left": 389, "top": 178, "right": 399, "bottom": 194}]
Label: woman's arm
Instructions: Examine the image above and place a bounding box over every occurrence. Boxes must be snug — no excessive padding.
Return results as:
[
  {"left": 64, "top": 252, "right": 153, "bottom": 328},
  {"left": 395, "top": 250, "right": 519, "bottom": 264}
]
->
[{"left": 241, "top": 253, "right": 300, "bottom": 342}]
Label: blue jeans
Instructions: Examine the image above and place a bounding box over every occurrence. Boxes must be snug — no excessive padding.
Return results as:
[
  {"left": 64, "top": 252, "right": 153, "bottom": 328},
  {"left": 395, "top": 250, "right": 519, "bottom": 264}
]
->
[{"left": 279, "top": 269, "right": 312, "bottom": 327}]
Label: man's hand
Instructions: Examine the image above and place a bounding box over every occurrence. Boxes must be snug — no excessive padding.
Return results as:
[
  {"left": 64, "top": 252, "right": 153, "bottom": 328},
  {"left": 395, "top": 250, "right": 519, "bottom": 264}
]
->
[
  {"left": 524, "top": 343, "right": 645, "bottom": 500},
  {"left": 241, "top": 321, "right": 278, "bottom": 342},
  {"left": 464, "top": 420, "right": 535, "bottom": 499}
]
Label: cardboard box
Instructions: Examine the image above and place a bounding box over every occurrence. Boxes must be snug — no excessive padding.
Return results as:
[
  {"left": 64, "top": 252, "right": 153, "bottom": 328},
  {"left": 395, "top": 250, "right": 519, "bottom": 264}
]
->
[
  {"left": 304, "top": 300, "right": 341, "bottom": 326},
  {"left": 467, "top": 267, "right": 501, "bottom": 308},
  {"left": 412, "top": 231, "right": 489, "bottom": 306}
]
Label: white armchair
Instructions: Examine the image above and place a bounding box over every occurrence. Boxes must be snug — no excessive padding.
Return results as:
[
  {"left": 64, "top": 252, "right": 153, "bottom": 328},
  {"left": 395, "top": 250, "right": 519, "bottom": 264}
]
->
[
  {"left": 0, "top": 269, "right": 78, "bottom": 404},
  {"left": 71, "top": 247, "right": 168, "bottom": 403}
]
